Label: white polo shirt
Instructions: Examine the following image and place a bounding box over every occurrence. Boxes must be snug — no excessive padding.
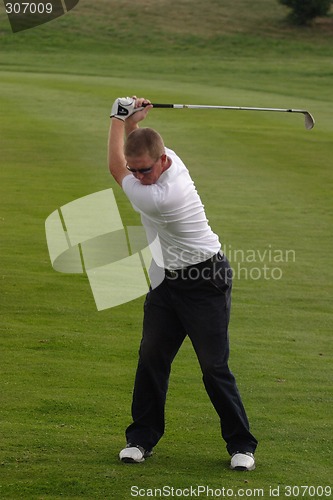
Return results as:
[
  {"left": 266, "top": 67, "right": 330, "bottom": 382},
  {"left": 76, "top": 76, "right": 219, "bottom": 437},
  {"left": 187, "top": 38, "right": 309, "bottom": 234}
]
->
[{"left": 122, "top": 147, "right": 221, "bottom": 270}]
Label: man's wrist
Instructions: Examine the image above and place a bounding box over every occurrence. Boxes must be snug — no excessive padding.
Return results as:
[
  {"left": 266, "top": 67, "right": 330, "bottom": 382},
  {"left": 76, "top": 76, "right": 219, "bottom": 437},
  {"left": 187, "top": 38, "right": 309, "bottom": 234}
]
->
[
  {"left": 111, "top": 116, "right": 125, "bottom": 123},
  {"left": 125, "top": 118, "right": 139, "bottom": 133},
  {"left": 125, "top": 117, "right": 139, "bottom": 130}
]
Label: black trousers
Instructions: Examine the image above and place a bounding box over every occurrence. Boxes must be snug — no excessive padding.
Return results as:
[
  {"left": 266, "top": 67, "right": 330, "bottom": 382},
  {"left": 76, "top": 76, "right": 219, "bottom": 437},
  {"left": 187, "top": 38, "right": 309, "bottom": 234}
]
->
[{"left": 125, "top": 255, "right": 258, "bottom": 455}]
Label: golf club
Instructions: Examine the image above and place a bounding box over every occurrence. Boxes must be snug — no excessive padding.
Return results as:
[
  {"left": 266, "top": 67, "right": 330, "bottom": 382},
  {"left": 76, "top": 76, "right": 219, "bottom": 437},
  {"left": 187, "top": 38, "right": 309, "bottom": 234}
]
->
[{"left": 147, "top": 103, "right": 315, "bottom": 130}]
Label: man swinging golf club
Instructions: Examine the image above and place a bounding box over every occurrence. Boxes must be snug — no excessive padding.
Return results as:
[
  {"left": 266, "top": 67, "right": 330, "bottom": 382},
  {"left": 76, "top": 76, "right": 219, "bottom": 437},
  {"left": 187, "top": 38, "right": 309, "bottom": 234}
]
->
[{"left": 108, "top": 96, "right": 258, "bottom": 471}]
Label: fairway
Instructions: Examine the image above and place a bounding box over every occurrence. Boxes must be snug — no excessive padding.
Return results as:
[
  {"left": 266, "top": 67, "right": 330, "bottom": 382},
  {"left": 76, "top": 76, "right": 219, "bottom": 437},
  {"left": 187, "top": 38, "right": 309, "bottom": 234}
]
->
[{"left": 0, "top": 1, "right": 332, "bottom": 498}]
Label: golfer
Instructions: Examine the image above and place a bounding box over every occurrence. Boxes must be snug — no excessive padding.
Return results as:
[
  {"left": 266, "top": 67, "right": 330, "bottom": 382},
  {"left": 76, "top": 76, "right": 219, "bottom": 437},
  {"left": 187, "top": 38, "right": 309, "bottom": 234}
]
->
[{"left": 108, "top": 96, "right": 258, "bottom": 471}]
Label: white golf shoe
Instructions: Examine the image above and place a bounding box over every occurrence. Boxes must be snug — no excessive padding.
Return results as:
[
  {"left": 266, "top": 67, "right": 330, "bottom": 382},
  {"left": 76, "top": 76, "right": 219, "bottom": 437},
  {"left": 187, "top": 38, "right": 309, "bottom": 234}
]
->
[
  {"left": 230, "top": 452, "right": 255, "bottom": 471},
  {"left": 119, "top": 444, "right": 153, "bottom": 463}
]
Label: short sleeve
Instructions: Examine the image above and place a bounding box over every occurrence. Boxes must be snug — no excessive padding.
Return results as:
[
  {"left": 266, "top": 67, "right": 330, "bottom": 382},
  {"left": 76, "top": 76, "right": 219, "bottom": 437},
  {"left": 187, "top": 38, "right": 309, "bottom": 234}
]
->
[{"left": 122, "top": 175, "right": 161, "bottom": 215}]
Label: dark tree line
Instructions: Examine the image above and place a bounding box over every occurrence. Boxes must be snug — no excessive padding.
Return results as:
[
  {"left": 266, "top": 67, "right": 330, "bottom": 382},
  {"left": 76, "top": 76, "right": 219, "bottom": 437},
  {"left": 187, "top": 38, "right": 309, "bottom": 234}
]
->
[{"left": 279, "top": 0, "right": 332, "bottom": 25}]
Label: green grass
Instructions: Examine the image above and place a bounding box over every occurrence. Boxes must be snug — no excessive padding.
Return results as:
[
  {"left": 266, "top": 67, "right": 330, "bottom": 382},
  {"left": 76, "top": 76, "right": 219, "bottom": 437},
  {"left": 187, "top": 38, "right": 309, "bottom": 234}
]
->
[{"left": 1, "top": 0, "right": 332, "bottom": 498}]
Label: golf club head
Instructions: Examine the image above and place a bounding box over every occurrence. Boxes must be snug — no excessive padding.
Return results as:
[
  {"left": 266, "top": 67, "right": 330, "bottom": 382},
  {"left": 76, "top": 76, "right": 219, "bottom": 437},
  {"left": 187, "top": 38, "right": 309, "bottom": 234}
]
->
[{"left": 304, "top": 112, "right": 315, "bottom": 130}]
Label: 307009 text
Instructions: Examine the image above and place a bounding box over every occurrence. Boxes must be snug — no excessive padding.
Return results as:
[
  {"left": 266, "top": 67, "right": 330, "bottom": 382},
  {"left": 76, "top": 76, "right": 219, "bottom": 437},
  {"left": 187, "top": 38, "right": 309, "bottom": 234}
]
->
[
  {"left": 5, "top": 2, "right": 53, "bottom": 15},
  {"left": 130, "top": 484, "right": 332, "bottom": 498}
]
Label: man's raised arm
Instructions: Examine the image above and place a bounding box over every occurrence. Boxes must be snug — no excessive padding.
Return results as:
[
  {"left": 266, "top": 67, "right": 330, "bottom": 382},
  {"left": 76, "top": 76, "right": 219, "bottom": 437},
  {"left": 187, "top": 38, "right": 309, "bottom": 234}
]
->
[{"left": 108, "top": 97, "right": 152, "bottom": 186}]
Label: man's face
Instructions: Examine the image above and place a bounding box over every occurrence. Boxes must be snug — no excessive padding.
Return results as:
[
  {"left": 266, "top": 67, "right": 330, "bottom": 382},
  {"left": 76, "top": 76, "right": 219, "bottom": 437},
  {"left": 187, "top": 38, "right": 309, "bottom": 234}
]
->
[{"left": 125, "top": 153, "right": 166, "bottom": 185}]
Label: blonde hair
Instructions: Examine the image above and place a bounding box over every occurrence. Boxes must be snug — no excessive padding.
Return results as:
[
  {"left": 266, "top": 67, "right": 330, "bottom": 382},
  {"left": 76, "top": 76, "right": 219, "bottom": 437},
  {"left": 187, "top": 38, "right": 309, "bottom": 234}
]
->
[{"left": 125, "top": 127, "right": 165, "bottom": 160}]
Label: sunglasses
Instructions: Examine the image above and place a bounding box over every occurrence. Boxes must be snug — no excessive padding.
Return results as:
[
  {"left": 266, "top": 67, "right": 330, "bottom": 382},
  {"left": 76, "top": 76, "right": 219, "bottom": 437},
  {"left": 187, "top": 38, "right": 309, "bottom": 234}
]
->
[
  {"left": 126, "top": 156, "right": 162, "bottom": 175},
  {"left": 126, "top": 165, "right": 153, "bottom": 175}
]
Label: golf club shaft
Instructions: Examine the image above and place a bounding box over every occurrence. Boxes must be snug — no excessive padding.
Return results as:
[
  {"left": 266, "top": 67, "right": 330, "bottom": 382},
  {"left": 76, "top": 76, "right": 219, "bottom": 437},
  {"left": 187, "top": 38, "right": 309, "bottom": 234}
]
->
[{"left": 148, "top": 103, "right": 315, "bottom": 129}]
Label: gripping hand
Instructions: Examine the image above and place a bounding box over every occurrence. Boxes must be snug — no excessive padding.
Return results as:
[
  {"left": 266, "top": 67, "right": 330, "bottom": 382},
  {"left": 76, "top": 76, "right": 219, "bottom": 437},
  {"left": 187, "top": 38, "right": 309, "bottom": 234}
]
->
[{"left": 110, "top": 97, "right": 138, "bottom": 121}]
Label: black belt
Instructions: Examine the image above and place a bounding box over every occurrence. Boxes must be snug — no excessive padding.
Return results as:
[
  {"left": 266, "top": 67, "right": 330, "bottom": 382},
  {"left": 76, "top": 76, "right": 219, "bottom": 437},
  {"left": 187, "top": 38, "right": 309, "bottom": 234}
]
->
[{"left": 164, "top": 252, "right": 224, "bottom": 279}]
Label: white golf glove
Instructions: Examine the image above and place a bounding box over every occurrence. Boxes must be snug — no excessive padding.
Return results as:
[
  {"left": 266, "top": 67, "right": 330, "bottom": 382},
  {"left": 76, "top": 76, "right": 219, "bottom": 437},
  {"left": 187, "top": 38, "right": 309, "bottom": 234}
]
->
[{"left": 110, "top": 97, "right": 138, "bottom": 121}]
